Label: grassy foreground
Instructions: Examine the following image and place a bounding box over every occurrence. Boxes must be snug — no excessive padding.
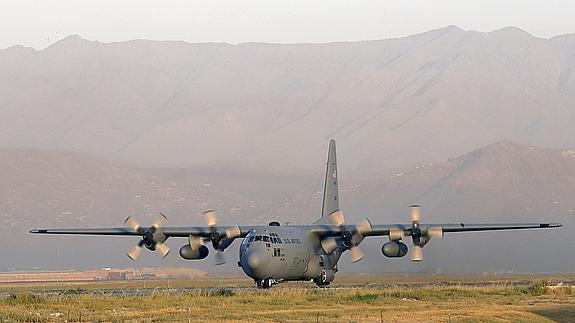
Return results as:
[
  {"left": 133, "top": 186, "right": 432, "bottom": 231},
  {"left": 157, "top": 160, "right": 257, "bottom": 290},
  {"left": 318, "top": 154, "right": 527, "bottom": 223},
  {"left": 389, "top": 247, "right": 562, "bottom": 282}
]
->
[{"left": 1, "top": 278, "right": 574, "bottom": 322}]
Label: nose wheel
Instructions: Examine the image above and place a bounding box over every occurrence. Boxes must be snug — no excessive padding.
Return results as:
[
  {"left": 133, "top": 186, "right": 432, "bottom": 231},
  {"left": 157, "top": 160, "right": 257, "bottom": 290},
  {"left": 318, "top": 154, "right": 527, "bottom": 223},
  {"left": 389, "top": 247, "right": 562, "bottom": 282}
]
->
[{"left": 256, "top": 278, "right": 272, "bottom": 289}]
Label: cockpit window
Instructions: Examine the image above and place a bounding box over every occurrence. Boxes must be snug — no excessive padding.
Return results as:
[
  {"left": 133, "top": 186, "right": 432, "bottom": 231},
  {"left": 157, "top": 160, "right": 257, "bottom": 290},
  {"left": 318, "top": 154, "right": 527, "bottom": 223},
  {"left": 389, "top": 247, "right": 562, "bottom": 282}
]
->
[
  {"left": 254, "top": 236, "right": 262, "bottom": 241},
  {"left": 248, "top": 236, "right": 254, "bottom": 243},
  {"left": 262, "top": 236, "right": 270, "bottom": 242}
]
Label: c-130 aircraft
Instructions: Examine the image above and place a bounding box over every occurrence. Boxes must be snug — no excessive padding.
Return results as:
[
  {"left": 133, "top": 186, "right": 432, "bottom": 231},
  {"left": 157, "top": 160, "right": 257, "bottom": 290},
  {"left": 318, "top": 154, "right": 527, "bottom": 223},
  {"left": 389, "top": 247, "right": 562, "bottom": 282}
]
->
[{"left": 31, "top": 140, "right": 561, "bottom": 288}]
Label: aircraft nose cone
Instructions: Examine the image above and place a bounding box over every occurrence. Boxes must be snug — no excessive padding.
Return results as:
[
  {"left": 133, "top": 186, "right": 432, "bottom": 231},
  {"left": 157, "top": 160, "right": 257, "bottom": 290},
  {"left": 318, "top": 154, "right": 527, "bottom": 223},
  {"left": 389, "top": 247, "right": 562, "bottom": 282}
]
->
[
  {"left": 247, "top": 250, "right": 266, "bottom": 269},
  {"left": 241, "top": 249, "right": 271, "bottom": 279}
]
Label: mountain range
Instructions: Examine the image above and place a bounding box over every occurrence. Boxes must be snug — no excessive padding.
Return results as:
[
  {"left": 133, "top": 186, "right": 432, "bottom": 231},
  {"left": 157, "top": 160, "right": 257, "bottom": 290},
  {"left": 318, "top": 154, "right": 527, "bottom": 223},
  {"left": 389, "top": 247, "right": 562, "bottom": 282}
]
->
[
  {"left": 2, "top": 26, "right": 575, "bottom": 175},
  {"left": 1, "top": 26, "right": 573, "bottom": 273}
]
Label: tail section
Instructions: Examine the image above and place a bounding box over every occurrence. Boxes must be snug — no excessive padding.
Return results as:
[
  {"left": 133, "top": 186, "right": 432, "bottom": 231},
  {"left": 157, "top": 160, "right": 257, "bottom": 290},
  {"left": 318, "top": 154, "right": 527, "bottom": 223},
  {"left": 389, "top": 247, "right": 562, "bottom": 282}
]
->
[{"left": 314, "top": 139, "right": 339, "bottom": 224}]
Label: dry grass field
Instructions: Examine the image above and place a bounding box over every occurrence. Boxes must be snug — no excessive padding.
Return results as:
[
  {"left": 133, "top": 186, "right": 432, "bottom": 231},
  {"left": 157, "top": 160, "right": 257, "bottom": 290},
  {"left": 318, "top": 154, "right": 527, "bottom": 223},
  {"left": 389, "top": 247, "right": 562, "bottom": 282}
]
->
[{"left": 0, "top": 275, "right": 574, "bottom": 322}]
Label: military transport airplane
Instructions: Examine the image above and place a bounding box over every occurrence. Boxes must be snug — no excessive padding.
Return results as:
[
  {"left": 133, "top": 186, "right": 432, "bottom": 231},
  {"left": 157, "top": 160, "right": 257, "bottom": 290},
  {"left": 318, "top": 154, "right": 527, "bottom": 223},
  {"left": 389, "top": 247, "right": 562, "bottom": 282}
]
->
[{"left": 31, "top": 140, "right": 562, "bottom": 288}]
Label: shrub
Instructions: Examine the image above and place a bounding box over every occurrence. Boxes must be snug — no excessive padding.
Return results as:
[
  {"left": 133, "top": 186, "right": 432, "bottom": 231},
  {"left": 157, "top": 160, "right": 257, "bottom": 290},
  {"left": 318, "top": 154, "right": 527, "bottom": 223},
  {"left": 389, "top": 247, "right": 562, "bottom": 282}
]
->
[
  {"left": 202, "top": 288, "right": 235, "bottom": 297},
  {"left": 4, "top": 292, "right": 45, "bottom": 305},
  {"left": 525, "top": 280, "right": 548, "bottom": 296},
  {"left": 347, "top": 292, "right": 379, "bottom": 303}
]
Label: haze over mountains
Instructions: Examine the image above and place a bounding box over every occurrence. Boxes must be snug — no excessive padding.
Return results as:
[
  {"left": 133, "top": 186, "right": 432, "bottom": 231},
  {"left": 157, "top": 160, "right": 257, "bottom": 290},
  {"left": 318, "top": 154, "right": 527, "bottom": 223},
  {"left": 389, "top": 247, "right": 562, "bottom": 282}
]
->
[
  {"left": 1, "top": 26, "right": 573, "bottom": 272},
  {"left": 2, "top": 26, "right": 575, "bottom": 175}
]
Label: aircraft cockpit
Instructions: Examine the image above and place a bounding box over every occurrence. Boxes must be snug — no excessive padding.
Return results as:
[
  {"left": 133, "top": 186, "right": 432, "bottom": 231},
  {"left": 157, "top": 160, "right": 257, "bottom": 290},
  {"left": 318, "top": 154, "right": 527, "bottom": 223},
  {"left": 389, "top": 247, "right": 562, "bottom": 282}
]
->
[{"left": 243, "top": 232, "right": 284, "bottom": 246}]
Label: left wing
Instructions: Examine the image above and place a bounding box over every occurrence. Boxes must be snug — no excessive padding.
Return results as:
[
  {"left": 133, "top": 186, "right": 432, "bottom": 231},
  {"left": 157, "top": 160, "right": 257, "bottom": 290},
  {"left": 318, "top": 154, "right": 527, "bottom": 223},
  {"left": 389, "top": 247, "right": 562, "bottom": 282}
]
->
[
  {"left": 363, "top": 222, "right": 562, "bottom": 236},
  {"left": 308, "top": 208, "right": 562, "bottom": 262}
]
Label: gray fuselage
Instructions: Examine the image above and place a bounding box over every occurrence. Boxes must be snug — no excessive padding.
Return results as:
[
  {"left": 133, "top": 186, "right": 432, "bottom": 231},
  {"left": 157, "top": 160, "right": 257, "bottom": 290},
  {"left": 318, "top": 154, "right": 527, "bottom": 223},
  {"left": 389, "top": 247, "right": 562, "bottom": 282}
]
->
[{"left": 238, "top": 226, "right": 341, "bottom": 283}]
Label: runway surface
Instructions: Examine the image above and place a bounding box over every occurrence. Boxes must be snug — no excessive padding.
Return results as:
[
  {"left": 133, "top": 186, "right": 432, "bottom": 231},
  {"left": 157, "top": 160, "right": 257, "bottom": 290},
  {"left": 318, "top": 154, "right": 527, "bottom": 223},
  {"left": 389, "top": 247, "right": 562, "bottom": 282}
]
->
[{"left": 3, "top": 278, "right": 573, "bottom": 298}]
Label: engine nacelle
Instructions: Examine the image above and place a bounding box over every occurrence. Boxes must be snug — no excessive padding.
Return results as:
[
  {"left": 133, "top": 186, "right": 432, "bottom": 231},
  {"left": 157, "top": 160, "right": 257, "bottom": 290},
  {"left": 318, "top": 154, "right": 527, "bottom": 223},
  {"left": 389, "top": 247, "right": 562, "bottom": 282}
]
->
[
  {"left": 179, "top": 244, "right": 209, "bottom": 260},
  {"left": 381, "top": 241, "right": 408, "bottom": 258}
]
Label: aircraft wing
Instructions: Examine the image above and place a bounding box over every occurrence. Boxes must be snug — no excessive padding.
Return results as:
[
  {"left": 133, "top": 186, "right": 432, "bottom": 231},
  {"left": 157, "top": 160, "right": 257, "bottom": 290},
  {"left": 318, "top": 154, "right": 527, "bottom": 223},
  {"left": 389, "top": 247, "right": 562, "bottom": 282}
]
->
[
  {"left": 30, "top": 228, "right": 141, "bottom": 236},
  {"left": 30, "top": 226, "right": 252, "bottom": 238},
  {"left": 305, "top": 222, "right": 561, "bottom": 237},
  {"left": 364, "top": 222, "right": 562, "bottom": 236},
  {"left": 309, "top": 221, "right": 561, "bottom": 262},
  {"left": 31, "top": 222, "right": 561, "bottom": 238}
]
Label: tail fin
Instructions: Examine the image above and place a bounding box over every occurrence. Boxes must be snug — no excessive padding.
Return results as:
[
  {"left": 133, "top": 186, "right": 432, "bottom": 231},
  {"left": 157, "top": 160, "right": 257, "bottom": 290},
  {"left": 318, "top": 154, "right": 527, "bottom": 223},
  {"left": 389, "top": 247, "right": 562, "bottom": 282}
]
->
[{"left": 314, "top": 139, "right": 339, "bottom": 224}]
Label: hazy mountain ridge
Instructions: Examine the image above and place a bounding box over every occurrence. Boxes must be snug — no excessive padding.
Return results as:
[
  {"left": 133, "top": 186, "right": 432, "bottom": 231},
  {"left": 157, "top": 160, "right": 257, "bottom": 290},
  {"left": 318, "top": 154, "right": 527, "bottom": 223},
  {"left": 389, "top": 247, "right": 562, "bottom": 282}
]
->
[
  {"left": 2, "top": 141, "right": 573, "bottom": 228},
  {"left": 2, "top": 26, "right": 575, "bottom": 175},
  {"left": 0, "top": 148, "right": 275, "bottom": 231},
  {"left": 349, "top": 141, "right": 575, "bottom": 225}
]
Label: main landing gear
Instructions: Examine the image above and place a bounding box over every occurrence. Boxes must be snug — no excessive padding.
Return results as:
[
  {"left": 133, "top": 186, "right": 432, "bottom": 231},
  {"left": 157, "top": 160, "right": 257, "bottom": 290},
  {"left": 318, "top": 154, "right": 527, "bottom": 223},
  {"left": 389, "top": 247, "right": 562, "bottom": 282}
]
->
[
  {"left": 256, "top": 278, "right": 272, "bottom": 289},
  {"left": 314, "top": 269, "right": 332, "bottom": 287}
]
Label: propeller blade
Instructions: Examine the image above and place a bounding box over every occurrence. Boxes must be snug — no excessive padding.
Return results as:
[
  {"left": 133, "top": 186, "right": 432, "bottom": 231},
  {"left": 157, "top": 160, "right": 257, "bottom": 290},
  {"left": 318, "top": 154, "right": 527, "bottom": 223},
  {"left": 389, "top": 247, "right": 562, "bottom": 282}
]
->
[
  {"left": 427, "top": 227, "right": 443, "bottom": 238},
  {"left": 355, "top": 218, "right": 372, "bottom": 235},
  {"left": 189, "top": 235, "right": 202, "bottom": 248},
  {"left": 321, "top": 238, "right": 338, "bottom": 254},
  {"left": 155, "top": 241, "right": 170, "bottom": 258},
  {"left": 127, "top": 243, "right": 143, "bottom": 260},
  {"left": 203, "top": 210, "right": 217, "bottom": 228},
  {"left": 350, "top": 246, "right": 364, "bottom": 262},
  {"left": 410, "top": 245, "right": 423, "bottom": 262},
  {"left": 125, "top": 216, "right": 169, "bottom": 259},
  {"left": 329, "top": 210, "right": 345, "bottom": 227},
  {"left": 124, "top": 216, "right": 141, "bottom": 232},
  {"left": 410, "top": 205, "right": 421, "bottom": 223},
  {"left": 225, "top": 225, "right": 241, "bottom": 239},
  {"left": 389, "top": 227, "right": 405, "bottom": 241},
  {"left": 152, "top": 213, "right": 168, "bottom": 229},
  {"left": 214, "top": 250, "right": 226, "bottom": 265}
]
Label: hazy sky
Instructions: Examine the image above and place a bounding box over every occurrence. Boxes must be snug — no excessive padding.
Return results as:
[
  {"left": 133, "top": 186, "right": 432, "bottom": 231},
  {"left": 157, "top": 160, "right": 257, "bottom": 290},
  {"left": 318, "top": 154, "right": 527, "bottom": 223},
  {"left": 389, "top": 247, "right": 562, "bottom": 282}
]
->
[{"left": 2, "top": 0, "right": 574, "bottom": 49}]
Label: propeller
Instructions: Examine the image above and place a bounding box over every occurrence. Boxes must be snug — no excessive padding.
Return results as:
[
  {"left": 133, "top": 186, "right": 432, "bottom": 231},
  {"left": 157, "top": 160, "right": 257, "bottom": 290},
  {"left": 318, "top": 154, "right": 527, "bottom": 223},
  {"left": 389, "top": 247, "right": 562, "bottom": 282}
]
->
[
  {"left": 202, "top": 210, "right": 241, "bottom": 265},
  {"left": 321, "top": 210, "right": 372, "bottom": 262},
  {"left": 125, "top": 213, "right": 170, "bottom": 260},
  {"left": 407, "top": 205, "right": 443, "bottom": 262}
]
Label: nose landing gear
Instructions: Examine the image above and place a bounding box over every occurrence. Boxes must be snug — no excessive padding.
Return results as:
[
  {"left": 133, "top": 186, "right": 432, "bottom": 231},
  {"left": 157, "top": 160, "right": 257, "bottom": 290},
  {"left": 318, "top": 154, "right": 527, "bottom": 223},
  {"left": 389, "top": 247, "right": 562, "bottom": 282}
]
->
[{"left": 256, "top": 278, "right": 272, "bottom": 289}]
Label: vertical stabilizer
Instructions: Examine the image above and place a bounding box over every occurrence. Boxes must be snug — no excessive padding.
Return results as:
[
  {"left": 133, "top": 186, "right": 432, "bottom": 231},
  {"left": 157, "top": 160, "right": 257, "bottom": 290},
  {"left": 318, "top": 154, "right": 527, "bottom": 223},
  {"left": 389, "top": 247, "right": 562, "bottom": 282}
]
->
[{"left": 315, "top": 139, "right": 339, "bottom": 224}]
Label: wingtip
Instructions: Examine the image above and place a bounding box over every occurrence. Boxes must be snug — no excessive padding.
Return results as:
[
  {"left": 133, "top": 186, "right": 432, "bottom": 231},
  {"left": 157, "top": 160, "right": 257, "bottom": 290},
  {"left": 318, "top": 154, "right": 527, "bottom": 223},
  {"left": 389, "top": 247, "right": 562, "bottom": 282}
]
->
[{"left": 542, "top": 223, "right": 563, "bottom": 228}]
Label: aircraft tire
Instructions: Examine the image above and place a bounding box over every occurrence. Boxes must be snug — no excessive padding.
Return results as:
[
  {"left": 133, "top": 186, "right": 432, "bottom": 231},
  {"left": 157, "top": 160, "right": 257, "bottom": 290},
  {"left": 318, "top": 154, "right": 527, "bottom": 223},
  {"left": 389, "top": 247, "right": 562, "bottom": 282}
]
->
[
  {"left": 257, "top": 279, "right": 272, "bottom": 289},
  {"left": 315, "top": 281, "right": 330, "bottom": 287}
]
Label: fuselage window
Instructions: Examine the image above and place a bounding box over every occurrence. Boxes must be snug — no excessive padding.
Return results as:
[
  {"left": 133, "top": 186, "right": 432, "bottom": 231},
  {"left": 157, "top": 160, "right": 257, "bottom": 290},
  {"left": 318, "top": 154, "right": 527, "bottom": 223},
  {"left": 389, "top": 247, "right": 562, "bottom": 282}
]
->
[
  {"left": 276, "top": 238, "right": 282, "bottom": 244},
  {"left": 284, "top": 239, "right": 290, "bottom": 244},
  {"left": 263, "top": 236, "right": 270, "bottom": 242}
]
